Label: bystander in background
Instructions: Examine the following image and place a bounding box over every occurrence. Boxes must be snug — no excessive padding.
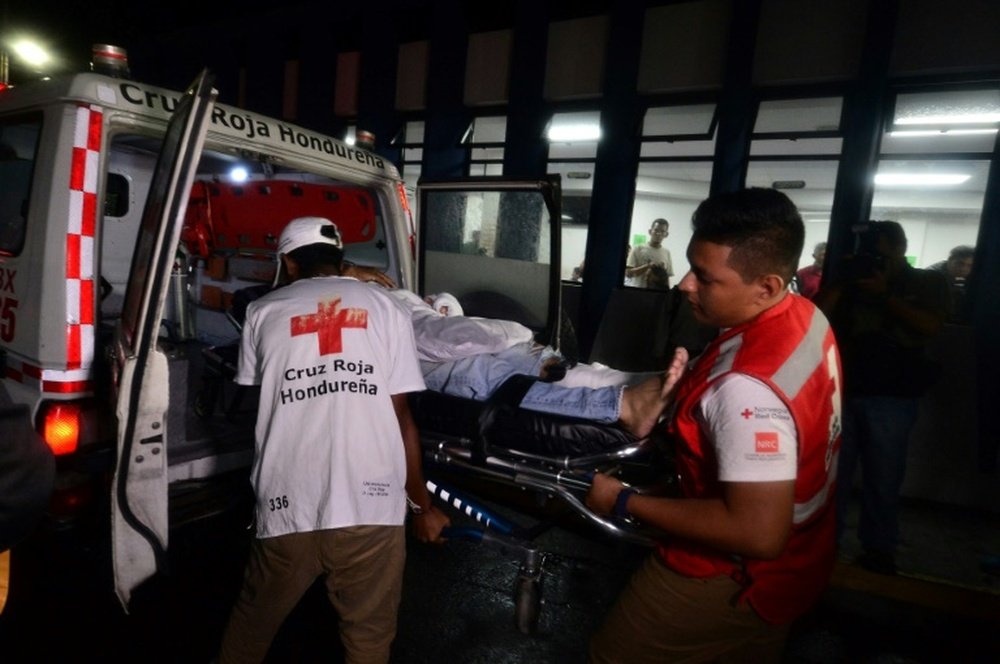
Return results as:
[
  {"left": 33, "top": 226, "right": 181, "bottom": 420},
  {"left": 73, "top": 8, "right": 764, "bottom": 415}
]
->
[
  {"left": 625, "top": 219, "right": 673, "bottom": 290},
  {"left": 816, "top": 220, "right": 948, "bottom": 575},
  {"left": 928, "top": 245, "right": 974, "bottom": 323},
  {"left": 795, "top": 241, "right": 827, "bottom": 299}
]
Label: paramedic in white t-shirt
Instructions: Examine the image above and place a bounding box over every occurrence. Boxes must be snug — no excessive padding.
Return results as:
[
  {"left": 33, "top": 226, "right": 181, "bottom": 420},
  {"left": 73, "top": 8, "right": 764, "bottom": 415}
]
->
[{"left": 218, "top": 216, "right": 449, "bottom": 664}]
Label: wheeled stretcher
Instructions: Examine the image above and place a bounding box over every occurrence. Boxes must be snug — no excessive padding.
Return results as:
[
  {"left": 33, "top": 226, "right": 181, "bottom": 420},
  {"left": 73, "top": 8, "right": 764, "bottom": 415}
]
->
[
  {"left": 195, "top": 298, "right": 675, "bottom": 549},
  {"left": 408, "top": 374, "right": 676, "bottom": 633},
  {"left": 196, "top": 332, "right": 674, "bottom": 632},
  {"left": 409, "top": 374, "right": 675, "bottom": 547}
]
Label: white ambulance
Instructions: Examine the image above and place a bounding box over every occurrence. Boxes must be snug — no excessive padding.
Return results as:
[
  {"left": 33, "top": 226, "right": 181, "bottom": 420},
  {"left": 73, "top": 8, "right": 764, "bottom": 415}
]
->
[{"left": 0, "top": 48, "right": 561, "bottom": 609}]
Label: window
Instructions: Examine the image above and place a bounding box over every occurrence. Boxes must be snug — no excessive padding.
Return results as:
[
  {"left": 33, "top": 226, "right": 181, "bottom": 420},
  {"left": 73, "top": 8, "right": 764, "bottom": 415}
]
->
[
  {"left": 750, "top": 97, "right": 844, "bottom": 157},
  {"left": 547, "top": 110, "right": 601, "bottom": 280},
  {"left": 872, "top": 87, "right": 998, "bottom": 324},
  {"left": 746, "top": 97, "right": 843, "bottom": 284},
  {"left": 0, "top": 114, "right": 41, "bottom": 257},
  {"left": 395, "top": 120, "right": 424, "bottom": 182},
  {"left": 104, "top": 174, "right": 130, "bottom": 218},
  {"left": 421, "top": 187, "right": 553, "bottom": 329},
  {"left": 625, "top": 104, "right": 717, "bottom": 289},
  {"left": 466, "top": 116, "right": 506, "bottom": 177},
  {"left": 745, "top": 97, "right": 844, "bottom": 296}
]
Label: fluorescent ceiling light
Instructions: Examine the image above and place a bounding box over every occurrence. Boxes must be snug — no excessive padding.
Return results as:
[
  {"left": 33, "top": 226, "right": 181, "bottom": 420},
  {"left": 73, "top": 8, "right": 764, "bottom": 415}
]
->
[
  {"left": 874, "top": 173, "right": 970, "bottom": 186},
  {"left": 890, "top": 128, "right": 998, "bottom": 137},
  {"left": 547, "top": 123, "right": 601, "bottom": 142},
  {"left": 896, "top": 112, "right": 1000, "bottom": 125}
]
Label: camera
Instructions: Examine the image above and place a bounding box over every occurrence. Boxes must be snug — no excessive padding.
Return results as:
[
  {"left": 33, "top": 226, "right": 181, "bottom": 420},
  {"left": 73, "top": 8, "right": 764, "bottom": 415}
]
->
[
  {"left": 841, "top": 253, "right": 885, "bottom": 280},
  {"left": 840, "top": 221, "right": 887, "bottom": 280}
]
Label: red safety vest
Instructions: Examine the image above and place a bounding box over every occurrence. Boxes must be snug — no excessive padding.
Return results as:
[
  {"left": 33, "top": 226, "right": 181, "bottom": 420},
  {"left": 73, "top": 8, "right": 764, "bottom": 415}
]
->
[{"left": 661, "top": 294, "right": 842, "bottom": 624}]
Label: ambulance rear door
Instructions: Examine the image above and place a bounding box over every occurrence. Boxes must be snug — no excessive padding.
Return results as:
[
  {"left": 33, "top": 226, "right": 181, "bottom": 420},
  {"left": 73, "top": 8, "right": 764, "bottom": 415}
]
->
[
  {"left": 109, "top": 71, "right": 216, "bottom": 609},
  {"left": 416, "top": 177, "right": 563, "bottom": 347}
]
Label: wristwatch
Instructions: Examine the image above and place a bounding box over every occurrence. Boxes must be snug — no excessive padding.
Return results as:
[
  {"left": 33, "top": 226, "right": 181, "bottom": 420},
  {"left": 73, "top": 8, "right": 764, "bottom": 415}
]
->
[
  {"left": 406, "top": 497, "right": 425, "bottom": 515},
  {"left": 613, "top": 487, "right": 636, "bottom": 518}
]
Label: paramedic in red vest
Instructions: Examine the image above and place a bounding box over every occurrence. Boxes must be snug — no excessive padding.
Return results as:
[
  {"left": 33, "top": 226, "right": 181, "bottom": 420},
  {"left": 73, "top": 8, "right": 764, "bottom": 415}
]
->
[{"left": 587, "top": 188, "right": 842, "bottom": 663}]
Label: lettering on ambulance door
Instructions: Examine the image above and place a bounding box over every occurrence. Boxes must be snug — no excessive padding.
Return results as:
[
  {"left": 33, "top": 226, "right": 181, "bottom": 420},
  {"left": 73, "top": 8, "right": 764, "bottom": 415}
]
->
[{"left": 110, "top": 70, "right": 217, "bottom": 609}]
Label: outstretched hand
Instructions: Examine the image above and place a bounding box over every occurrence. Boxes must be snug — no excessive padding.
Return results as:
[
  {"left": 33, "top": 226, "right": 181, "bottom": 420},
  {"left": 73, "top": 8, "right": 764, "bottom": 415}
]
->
[{"left": 343, "top": 263, "right": 396, "bottom": 288}]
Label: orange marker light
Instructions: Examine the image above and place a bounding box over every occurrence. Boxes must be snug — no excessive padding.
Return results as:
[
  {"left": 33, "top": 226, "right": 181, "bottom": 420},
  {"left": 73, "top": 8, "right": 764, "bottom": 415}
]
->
[
  {"left": 395, "top": 182, "right": 416, "bottom": 260},
  {"left": 44, "top": 403, "right": 80, "bottom": 455}
]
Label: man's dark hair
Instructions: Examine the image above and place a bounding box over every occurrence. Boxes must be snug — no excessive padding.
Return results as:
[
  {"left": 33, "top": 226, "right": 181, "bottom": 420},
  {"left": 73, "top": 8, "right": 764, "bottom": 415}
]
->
[
  {"left": 287, "top": 243, "right": 344, "bottom": 278},
  {"left": 690, "top": 188, "right": 804, "bottom": 284},
  {"left": 948, "top": 245, "right": 975, "bottom": 261},
  {"left": 870, "top": 220, "right": 907, "bottom": 253}
]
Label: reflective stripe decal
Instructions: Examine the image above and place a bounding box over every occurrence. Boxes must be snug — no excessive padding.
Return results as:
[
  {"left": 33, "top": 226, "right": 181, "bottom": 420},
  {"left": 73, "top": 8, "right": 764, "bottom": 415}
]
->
[
  {"left": 794, "top": 449, "right": 838, "bottom": 525},
  {"left": 66, "top": 104, "right": 102, "bottom": 372},
  {"left": 708, "top": 334, "right": 741, "bottom": 382},
  {"left": 771, "top": 309, "right": 829, "bottom": 401},
  {"left": 4, "top": 356, "right": 95, "bottom": 395}
]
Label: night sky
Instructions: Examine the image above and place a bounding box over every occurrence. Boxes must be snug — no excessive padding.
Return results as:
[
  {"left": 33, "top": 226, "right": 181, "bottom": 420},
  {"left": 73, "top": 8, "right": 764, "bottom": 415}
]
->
[{"left": 1, "top": 0, "right": 306, "bottom": 79}]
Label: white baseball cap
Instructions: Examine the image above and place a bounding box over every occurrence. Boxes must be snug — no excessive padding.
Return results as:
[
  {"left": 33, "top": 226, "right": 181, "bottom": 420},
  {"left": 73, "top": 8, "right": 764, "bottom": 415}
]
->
[
  {"left": 278, "top": 216, "right": 343, "bottom": 255},
  {"left": 273, "top": 216, "right": 344, "bottom": 285}
]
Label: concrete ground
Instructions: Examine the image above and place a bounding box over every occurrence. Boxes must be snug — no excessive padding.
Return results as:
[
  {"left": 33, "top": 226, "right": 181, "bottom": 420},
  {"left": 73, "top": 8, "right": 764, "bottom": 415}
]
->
[{"left": 1, "top": 485, "right": 997, "bottom": 663}]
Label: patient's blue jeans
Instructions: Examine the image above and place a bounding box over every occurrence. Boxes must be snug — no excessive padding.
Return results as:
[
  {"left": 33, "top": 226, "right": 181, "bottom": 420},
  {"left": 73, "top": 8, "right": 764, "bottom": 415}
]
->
[
  {"left": 836, "top": 395, "right": 919, "bottom": 555},
  {"left": 420, "top": 343, "right": 622, "bottom": 422}
]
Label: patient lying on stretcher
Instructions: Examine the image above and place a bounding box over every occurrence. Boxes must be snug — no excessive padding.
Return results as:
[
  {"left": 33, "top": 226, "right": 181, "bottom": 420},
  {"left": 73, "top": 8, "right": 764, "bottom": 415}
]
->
[
  {"left": 382, "top": 288, "right": 688, "bottom": 439},
  {"left": 240, "top": 262, "right": 687, "bottom": 438}
]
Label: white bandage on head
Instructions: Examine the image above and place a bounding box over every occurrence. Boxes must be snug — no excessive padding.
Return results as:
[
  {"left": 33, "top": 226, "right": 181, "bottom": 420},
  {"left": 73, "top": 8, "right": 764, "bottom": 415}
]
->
[{"left": 429, "top": 292, "right": 463, "bottom": 317}]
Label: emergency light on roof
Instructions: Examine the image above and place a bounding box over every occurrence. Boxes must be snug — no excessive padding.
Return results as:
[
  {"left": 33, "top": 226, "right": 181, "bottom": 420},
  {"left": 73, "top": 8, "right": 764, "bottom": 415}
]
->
[
  {"left": 355, "top": 130, "right": 376, "bottom": 151},
  {"left": 91, "top": 44, "right": 130, "bottom": 79}
]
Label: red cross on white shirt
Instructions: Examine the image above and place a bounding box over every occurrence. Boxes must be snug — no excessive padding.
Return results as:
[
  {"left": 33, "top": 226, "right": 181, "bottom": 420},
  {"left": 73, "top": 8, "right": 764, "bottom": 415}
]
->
[{"left": 290, "top": 298, "right": 368, "bottom": 355}]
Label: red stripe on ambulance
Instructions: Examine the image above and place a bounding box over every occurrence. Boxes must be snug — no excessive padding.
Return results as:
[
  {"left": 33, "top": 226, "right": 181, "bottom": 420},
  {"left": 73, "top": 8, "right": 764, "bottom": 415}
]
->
[{"left": 65, "top": 104, "right": 101, "bottom": 376}]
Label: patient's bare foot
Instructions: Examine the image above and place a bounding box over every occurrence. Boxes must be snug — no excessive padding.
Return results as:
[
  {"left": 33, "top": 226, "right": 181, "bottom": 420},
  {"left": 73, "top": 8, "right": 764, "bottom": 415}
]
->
[
  {"left": 619, "top": 347, "right": 689, "bottom": 438},
  {"left": 661, "top": 347, "right": 689, "bottom": 399}
]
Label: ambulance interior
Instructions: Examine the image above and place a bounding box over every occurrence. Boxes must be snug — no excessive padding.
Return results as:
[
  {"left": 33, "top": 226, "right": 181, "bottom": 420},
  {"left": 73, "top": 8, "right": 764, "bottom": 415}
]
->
[{"left": 99, "top": 133, "right": 400, "bottom": 489}]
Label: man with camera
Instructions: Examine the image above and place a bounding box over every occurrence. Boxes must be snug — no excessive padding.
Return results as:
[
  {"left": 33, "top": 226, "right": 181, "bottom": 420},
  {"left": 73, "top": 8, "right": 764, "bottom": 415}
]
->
[{"left": 815, "top": 220, "right": 949, "bottom": 575}]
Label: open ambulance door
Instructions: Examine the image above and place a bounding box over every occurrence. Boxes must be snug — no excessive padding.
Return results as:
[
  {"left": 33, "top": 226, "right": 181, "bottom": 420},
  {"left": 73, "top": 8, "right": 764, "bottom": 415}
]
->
[
  {"left": 109, "top": 71, "right": 217, "bottom": 609},
  {"left": 416, "top": 177, "right": 563, "bottom": 349}
]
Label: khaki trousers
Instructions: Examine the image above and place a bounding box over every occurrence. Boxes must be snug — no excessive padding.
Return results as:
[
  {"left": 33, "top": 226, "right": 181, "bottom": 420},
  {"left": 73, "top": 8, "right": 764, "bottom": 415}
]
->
[
  {"left": 0, "top": 550, "right": 9, "bottom": 614},
  {"left": 219, "top": 525, "right": 405, "bottom": 664},
  {"left": 590, "top": 553, "right": 789, "bottom": 664}
]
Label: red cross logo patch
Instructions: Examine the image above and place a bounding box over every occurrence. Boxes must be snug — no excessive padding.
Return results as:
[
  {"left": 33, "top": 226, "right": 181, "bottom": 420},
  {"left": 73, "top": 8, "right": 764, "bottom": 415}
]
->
[
  {"left": 741, "top": 408, "right": 753, "bottom": 419},
  {"left": 290, "top": 298, "right": 368, "bottom": 355}
]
